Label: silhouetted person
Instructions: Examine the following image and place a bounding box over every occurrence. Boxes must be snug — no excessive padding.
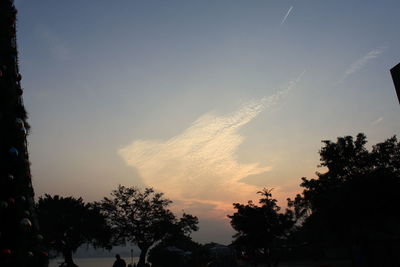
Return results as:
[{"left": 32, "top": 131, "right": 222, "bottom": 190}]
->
[{"left": 113, "top": 254, "right": 126, "bottom": 267}]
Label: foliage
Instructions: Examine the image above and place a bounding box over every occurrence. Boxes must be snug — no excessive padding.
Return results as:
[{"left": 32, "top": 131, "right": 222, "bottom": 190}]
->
[
  {"left": 291, "top": 133, "right": 400, "bottom": 244},
  {"left": 98, "top": 185, "right": 198, "bottom": 267},
  {"left": 148, "top": 213, "right": 200, "bottom": 267},
  {"left": 149, "top": 240, "right": 236, "bottom": 267},
  {"left": 228, "top": 189, "right": 295, "bottom": 265},
  {"left": 36, "top": 195, "right": 112, "bottom": 266},
  {"left": 148, "top": 235, "right": 201, "bottom": 267}
]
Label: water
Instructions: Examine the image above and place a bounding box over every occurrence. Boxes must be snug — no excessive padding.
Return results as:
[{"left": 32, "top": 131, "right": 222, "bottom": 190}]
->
[{"left": 49, "top": 257, "right": 139, "bottom": 267}]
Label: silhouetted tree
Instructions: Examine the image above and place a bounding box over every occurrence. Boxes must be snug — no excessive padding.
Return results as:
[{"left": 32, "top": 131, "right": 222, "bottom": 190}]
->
[
  {"left": 99, "top": 185, "right": 198, "bottom": 267},
  {"left": 148, "top": 213, "right": 199, "bottom": 267},
  {"left": 228, "top": 189, "right": 295, "bottom": 266},
  {"left": 148, "top": 235, "right": 200, "bottom": 267},
  {"left": 36, "top": 195, "right": 112, "bottom": 267},
  {"left": 290, "top": 134, "right": 400, "bottom": 263}
]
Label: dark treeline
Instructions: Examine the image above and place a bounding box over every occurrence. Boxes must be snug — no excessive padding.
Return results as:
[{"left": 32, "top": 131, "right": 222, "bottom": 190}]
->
[
  {"left": 36, "top": 186, "right": 199, "bottom": 267},
  {"left": 34, "top": 133, "right": 400, "bottom": 267},
  {"left": 227, "top": 133, "right": 400, "bottom": 267}
]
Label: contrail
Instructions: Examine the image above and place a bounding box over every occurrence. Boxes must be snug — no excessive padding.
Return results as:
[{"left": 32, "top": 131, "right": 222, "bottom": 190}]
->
[{"left": 280, "top": 6, "right": 293, "bottom": 26}]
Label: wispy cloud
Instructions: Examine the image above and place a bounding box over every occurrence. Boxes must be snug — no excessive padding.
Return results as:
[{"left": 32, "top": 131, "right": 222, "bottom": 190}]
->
[
  {"left": 36, "top": 25, "right": 70, "bottom": 61},
  {"left": 339, "top": 47, "right": 386, "bottom": 83},
  {"left": 280, "top": 6, "right": 293, "bottom": 26},
  {"left": 371, "top": 116, "right": 384, "bottom": 125},
  {"left": 119, "top": 73, "right": 305, "bottom": 219}
]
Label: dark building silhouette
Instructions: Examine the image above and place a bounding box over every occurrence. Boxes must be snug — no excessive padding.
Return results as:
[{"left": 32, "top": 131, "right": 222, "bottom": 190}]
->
[{"left": 390, "top": 62, "right": 400, "bottom": 104}]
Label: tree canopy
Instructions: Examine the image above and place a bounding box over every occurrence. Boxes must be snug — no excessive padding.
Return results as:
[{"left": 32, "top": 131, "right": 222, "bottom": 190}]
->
[
  {"left": 98, "top": 185, "right": 198, "bottom": 267},
  {"left": 147, "top": 212, "right": 200, "bottom": 267},
  {"left": 228, "top": 189, "right": 295, "bottom": 265},
  {"left": 36, "top": 195, "right": 112, "bottom": 267},
  {"left": 292, "top": 133, "right": 400, "bottom": 245}
]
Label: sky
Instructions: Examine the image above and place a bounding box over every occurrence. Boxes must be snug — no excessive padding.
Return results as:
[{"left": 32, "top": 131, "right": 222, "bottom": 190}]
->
[{"left": 14, "top": 0, "right": 400, "bottom": 245}]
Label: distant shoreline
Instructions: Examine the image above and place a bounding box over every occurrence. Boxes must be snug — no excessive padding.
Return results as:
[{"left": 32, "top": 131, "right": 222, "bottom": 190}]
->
[{"left": 49, "top": 257, "right": 140, "bottom": 267}]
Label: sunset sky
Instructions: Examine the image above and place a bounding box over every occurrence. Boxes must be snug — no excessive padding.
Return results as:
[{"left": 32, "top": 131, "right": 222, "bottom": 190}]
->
[{"left": 15, "top": 0, "right": 400, "bottom": 244}]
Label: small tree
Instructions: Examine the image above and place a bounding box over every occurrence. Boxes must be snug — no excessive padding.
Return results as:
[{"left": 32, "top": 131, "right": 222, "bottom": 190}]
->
[
  {"left": 148, "top": 234, "right": 201, "bottom": 267},
  {"left": 99, "top": 185, "right": 198, "bottom": 267},
  {"left": 228, "top": 189, "right": 295, "bottom": 266},
  {"left": 148, "top": 213, "right": 199, "bottom": 267},
  {"left": 36, "top": 195, "right": 112, "bottom": 267}
]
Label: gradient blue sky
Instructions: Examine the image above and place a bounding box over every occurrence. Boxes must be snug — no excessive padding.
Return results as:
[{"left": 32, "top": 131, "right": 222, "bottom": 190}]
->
[{"left": 15, "top": 0, "right": 400, "bottom": 244}]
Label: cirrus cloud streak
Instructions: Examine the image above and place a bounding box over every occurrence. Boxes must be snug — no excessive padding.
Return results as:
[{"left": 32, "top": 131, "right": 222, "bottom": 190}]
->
[
  {"left": 119, "top": 73, "right": 305, "bottom": 219},
  {"left": 339, "top": 47, "right": 386, "bottom": 83}
]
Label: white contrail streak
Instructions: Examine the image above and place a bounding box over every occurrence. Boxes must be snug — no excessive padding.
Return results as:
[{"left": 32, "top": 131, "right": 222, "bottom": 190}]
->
[{"left": 280, "top": 6, "right": 293, "bottom": 26}]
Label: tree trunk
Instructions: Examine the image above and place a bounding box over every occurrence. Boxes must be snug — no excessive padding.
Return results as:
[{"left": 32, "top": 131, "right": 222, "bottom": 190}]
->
[
  {"left": 264, "top": 247, "right": 271, "bottom": 267},
  {"left": 137, "top": 246, "right": 149, "bottom": 267},
  {"left": 63, "top": 248, "right": 77, "bottom": 267}
]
